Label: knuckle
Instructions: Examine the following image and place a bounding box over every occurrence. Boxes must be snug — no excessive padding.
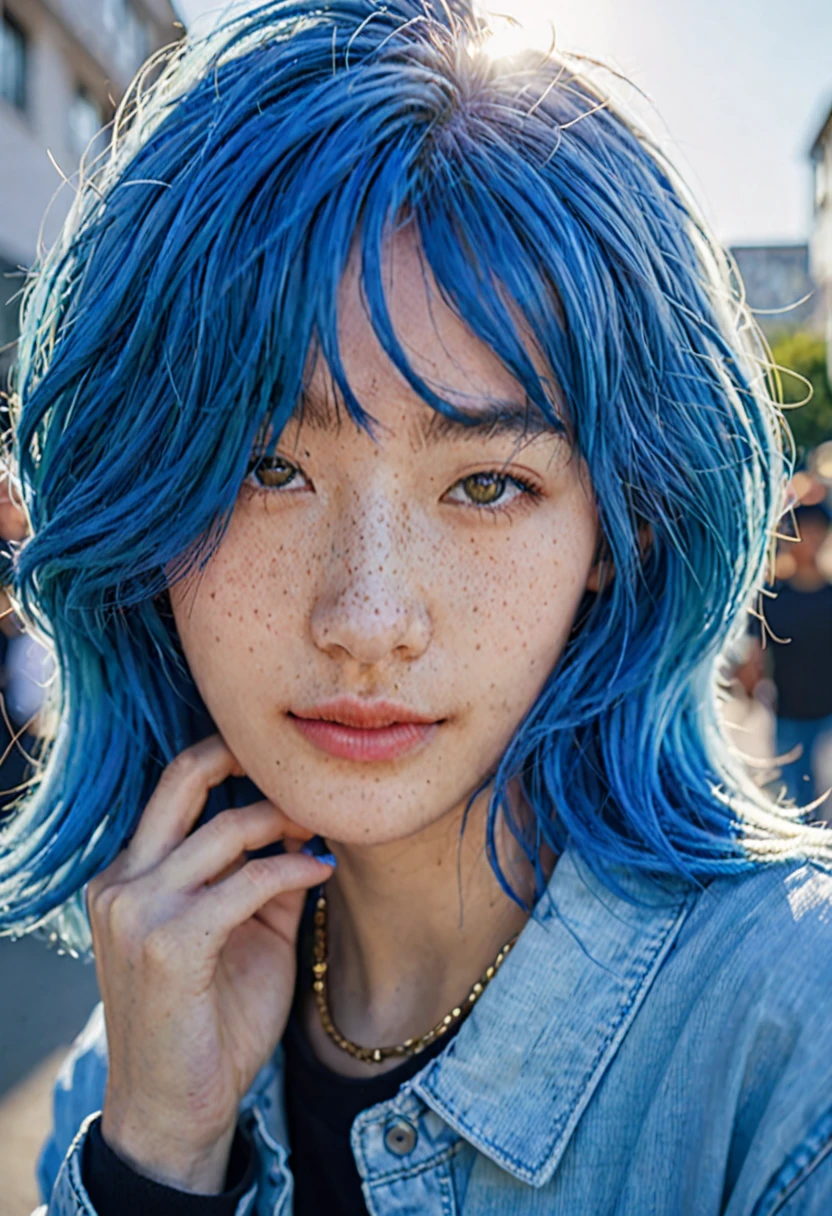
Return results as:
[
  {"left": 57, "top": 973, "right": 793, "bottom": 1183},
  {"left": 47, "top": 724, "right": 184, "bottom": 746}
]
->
[
  {"left": 86, "top": 878, "right": 115, "bottom": 924},
  {"left": 141, "top": 923, "right": 177, "bottom": 970},
  {"left": 106, "top": 886, "right": 146, "bottom": 944},
  {"left": 85, "top": 871, "right": 107, "bottom": 907},
  {"left": 163, "top": 748, "right": 203, "bottom": 787},
  {"left": 204, "top": 810, "right": 238, "bottom": 845},
  {"left": 241, "top": 856, "right": 278, "bottom": 890}
]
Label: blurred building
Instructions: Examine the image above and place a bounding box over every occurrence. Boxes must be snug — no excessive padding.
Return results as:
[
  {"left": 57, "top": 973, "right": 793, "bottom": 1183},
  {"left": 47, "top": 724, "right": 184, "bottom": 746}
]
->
[
  {"left": 729, "top": 243, "right": 822, "bottom": 341},
  {"left": 810, "top": 100, "right": 832, "bottom": 381},
  {"left": 0, "top": 0, "right": 181, "bottom": 377}
]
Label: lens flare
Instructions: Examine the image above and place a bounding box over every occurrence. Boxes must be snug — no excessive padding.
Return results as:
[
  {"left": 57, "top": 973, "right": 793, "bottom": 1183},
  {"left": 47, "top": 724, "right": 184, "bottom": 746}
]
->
[{"left": 477, "top": 0, "right": 557, "bottom": 60}]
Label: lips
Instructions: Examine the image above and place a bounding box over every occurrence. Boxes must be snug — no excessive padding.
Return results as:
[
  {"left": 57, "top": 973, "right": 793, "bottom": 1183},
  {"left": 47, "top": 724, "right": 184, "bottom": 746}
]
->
[
  {"left": 291, "top": 698, "right": 438, "bottom": 729},
  {"left": 288, "top": 698, "right": 442, "bottom": 761}
]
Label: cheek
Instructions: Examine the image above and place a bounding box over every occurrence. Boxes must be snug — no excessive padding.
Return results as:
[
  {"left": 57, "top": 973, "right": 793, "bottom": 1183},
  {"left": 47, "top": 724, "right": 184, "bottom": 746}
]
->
[
  {"left": 449, "top": 510, "right": 596, "bottom": 673},
  {"left": 169, "top": 513, "right": 313, "bottom": 699}
]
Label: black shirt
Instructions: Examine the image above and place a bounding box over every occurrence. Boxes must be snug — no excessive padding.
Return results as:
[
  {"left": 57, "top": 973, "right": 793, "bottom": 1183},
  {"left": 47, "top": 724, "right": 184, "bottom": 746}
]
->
[
  {"left": 753, "top": 581, "right": 832, "bottom": 720},
  {"left": 283, "top": 997, "right": 456, "bottom": 1215},
  {"left": 82, "top": 1118, "right": 255, "bottom": 1214}
]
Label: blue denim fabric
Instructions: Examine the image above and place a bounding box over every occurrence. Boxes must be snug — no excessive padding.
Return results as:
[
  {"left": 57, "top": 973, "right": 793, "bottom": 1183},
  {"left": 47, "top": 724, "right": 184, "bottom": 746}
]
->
[{"left": 33, "top": 844, "right": 832, "bottom": 1215}]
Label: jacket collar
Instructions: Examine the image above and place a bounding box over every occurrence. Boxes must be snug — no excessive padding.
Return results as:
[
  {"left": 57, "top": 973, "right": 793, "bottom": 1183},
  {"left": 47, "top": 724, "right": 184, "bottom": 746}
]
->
[{"left": 411, "top": 842, "right": 696, "bottom": 1188}]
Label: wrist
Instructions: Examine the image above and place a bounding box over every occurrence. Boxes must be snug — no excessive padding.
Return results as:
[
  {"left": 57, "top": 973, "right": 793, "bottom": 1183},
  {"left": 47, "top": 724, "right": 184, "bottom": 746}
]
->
[{"left": 99, "top": 1111, "right": 237, "bottom": 1194}]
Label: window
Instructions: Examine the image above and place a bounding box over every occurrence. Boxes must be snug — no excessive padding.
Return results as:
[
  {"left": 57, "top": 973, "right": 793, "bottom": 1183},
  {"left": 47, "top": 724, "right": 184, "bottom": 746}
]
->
[
  {"left": 0, "top": 12, "right": 27, "bottom": 113},
  {"left": 68, "top": 87, "right": 107, "bottom": 163}
]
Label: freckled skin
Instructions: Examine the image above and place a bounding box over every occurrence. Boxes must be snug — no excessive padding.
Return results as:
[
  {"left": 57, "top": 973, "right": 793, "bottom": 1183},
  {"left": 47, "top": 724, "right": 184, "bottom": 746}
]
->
[{"left": 171, "top": 229, "right": 600, "bottom": 849}]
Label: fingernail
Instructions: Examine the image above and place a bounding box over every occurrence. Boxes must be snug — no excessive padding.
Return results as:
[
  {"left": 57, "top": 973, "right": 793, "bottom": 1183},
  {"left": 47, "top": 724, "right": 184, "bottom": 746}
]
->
[{"left": 299, "top": 842, "right": 337, "bottom": 868}]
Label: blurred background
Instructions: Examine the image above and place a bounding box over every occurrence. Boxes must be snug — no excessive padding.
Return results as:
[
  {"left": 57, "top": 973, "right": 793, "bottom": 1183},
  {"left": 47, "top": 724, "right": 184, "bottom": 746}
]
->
[{"left": 1, "top": 0, "right": 832, "bottom": 1209}]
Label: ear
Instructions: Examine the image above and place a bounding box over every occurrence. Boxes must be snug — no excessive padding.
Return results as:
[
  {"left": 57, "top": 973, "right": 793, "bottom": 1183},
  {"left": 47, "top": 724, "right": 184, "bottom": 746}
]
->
[{"left": 585, "top": 523, "right": 653, "bottom": 593}]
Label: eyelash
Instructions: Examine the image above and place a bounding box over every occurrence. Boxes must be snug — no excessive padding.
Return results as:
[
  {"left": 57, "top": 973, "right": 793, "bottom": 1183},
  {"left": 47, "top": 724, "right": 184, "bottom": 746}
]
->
[
  {"left": 444, "top": 469, "right": 542, "bottom": 517},
  {"left": 244, "top": 456, "right": 543, "bottom": 516}
]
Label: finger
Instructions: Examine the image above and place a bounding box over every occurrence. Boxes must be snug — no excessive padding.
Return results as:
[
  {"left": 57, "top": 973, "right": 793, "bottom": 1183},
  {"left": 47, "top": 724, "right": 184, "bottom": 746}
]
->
[
  {"left": 254, "top": 888, "right": 308, "bottom": 939},
  {"left": 155, "top": 801, "right": 312, "bottom": 890},
  {"left": 124, "top": 735, "right": 244, "bottom": 877},
  {"left": 186, "top": 852, "right": 335, "bottom": 949}
]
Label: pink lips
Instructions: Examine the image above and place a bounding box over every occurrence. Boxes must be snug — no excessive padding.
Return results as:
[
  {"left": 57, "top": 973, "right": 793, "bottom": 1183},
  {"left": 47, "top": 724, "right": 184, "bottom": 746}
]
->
[{"left": 288, "top": 698, "right": 441, "bottom": 762}]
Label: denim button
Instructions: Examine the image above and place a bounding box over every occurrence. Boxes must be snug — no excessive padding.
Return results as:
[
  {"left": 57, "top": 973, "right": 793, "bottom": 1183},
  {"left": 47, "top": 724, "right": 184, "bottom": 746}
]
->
[{"left": 383, "top": 1116, "right": 417, "bottom": 1156}]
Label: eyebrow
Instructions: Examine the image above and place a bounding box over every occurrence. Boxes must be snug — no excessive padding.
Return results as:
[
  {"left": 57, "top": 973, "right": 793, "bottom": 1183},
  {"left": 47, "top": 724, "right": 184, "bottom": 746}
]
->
[
  {"left": 416, "top": 401, "right": 564, "bottom": 447},
  {"left": 289, "top": 389, "right": 565, "bottom": 448}
]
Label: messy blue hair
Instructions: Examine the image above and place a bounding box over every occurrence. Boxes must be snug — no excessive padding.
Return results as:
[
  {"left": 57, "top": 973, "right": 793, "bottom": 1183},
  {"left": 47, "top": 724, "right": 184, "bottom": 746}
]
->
[{"left": 1, "top": 0, "right": 829, "bottom": 952}]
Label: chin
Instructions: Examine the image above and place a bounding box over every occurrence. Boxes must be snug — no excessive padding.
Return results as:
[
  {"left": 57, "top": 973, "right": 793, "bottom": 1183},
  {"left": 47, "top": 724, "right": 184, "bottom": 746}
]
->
[{"left": 264, "top": 775, "right": 465, "bottom": 849}]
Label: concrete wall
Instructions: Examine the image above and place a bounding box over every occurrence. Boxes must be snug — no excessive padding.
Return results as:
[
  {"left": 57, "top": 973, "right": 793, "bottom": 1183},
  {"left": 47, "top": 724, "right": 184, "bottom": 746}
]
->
[{"left": 0, "top": 0, "right": 180, "bottom": 363}]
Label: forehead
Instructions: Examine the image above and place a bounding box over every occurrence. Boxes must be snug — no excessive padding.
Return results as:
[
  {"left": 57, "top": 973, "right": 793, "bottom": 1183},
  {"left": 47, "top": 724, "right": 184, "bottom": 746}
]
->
[
  {"left": 325, "top": 225, "right": 548, "bottom": 412},
  {"left": 294, "top": 225, "right": 561, "bottom": 450}
]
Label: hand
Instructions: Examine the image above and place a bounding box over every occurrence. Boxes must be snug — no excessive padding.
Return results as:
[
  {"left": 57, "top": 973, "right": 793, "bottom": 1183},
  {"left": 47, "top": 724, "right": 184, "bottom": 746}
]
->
[{"left": 86, "top": 734, "right": 334, "bottom": 1193}]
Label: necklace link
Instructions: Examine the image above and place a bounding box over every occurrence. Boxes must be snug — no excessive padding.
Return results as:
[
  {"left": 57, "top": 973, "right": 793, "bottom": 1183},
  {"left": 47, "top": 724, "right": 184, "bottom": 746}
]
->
[{"left": 311, "top": 893, "right": 519, "bottom": 1064}]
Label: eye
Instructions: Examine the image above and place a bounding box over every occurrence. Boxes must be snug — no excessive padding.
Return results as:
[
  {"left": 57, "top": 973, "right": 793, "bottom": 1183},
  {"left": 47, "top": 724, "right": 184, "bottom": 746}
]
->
[
  {"left": 246, "top": 455, "right": 310, "bottom": 491},
  {"left": 445, "top": 470, "right": 540, "bottom": 511}
]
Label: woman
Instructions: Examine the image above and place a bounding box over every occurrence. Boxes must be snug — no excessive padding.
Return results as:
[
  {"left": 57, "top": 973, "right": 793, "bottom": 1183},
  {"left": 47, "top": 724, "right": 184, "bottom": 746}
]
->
[{"left": 3, "top": 1, "right": 832, "bottom": 1212}]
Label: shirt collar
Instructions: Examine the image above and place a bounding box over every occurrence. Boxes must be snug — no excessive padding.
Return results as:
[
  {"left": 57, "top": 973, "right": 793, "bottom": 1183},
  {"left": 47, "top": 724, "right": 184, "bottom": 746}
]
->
[{"left": 411, "top": 842, "right": 696, "bottom": 1188}]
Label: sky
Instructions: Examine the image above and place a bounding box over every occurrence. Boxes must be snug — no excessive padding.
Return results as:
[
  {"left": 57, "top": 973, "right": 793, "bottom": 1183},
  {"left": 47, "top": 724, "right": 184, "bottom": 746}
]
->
[{"left": 172, "top": 0, "right": 832, "bottom": 247}]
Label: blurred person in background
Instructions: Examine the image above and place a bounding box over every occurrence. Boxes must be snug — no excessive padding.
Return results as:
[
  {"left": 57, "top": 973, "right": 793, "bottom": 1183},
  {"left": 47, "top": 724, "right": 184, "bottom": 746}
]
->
[{"left": 739, "top": 502, "right": 832, "bottom": 813}]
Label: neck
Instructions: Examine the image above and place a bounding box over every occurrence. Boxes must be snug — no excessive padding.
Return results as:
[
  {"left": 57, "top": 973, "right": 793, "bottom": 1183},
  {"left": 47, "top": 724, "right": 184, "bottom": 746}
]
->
[{"left": 302, "top": 786, "right": 551, "bottom": 1077}]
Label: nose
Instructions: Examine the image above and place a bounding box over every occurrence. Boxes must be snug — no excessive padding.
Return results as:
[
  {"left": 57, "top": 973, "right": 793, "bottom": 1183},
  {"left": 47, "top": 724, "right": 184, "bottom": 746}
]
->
[{"left": 310, "top": 496, "right": 432, "bottom": 666}]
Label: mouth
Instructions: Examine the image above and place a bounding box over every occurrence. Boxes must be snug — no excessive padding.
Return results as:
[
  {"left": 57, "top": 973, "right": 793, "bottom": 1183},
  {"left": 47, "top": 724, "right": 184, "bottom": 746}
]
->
[{"left": 288, "top": 698, "right": 443, "bottom": 762}]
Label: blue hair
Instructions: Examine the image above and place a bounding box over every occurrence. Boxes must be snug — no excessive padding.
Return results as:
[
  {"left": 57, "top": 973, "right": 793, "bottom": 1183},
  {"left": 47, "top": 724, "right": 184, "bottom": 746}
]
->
[{"left": 2, "top": 0, "right": 829, "bottom": 952}]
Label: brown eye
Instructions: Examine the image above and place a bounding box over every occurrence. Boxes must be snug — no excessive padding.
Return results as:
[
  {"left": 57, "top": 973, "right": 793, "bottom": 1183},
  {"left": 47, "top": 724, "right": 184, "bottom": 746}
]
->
[
  {"left": 445, "top": 469, "right": 540, "bottom": 514},
  {"left": 461, "top": 472, "right": 506, "bottom": 505},
  {"left": 248, "top": 455, "right": 301, "bottom": 489}
]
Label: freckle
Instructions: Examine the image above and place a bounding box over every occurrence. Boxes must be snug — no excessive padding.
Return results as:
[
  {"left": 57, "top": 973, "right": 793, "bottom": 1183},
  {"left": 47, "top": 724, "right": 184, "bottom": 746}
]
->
[{"left": 215, "top": 635, "right": 220, "bottom": 643}]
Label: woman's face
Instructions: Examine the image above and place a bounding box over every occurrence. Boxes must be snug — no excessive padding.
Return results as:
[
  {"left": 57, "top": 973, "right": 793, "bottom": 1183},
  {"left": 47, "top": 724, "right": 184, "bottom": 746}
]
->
[{"left": 171, "top": 230, "right": 600, "bottom": 846}]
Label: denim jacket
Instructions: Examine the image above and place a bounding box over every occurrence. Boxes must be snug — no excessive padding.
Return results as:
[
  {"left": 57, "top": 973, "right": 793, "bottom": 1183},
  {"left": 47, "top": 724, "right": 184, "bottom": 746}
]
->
[{"left": 33, "top": 844, "right": 832, "bottom": 1215}]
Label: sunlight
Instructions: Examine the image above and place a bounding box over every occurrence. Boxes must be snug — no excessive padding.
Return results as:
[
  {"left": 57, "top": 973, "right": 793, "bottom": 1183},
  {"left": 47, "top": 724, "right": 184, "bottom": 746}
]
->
[{"left": 477, "top": 0, "right": 558, "bottom": 61}]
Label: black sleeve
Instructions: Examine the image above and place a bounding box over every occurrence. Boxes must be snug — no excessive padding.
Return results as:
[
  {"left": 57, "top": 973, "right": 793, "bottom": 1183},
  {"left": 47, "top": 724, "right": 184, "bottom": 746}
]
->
[{"left": 81, "top": 1115, "right": 257, "bottom": 1216}]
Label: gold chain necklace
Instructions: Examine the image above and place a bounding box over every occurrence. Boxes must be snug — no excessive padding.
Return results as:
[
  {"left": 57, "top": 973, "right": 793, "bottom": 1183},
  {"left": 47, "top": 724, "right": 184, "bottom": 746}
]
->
[{"left": 311, "top": 892, "right": 520, "bottom": 1064}]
